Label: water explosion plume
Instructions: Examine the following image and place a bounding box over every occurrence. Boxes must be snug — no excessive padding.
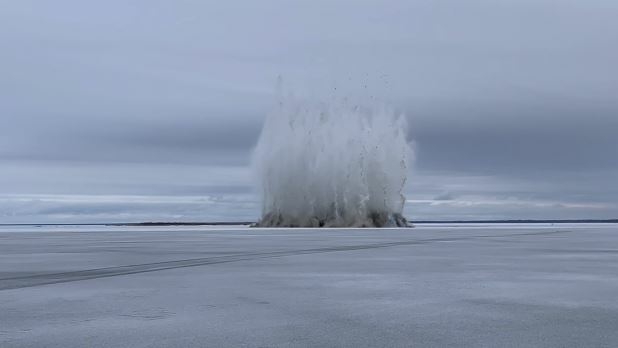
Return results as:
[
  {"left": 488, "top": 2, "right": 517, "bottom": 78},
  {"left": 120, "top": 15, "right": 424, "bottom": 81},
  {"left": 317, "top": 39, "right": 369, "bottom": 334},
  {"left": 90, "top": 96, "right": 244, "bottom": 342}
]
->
[{"left": 252, "top": 94, "right": 412, "bottom": 227}]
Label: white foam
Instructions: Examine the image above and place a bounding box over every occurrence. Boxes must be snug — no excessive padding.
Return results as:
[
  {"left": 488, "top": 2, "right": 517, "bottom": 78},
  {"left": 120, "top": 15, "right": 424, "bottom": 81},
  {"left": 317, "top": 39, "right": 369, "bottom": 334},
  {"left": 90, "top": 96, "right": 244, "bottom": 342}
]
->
[{"left": 252, "top": 92, "right": 412, "bottom": 227}]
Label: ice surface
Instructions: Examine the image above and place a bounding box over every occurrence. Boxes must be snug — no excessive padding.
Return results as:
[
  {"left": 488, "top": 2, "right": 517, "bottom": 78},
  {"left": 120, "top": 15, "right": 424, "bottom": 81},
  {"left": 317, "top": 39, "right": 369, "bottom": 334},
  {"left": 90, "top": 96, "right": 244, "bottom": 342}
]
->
[{"left": 1, "top": 224, "right": 618, "bottom": 347}]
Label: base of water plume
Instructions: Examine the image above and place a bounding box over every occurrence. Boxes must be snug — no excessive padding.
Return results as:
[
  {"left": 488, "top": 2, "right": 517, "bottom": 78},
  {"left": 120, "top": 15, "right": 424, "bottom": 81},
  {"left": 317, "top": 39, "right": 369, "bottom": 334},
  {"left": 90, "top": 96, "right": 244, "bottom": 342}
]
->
[{"left": 252, "top": 212, "right": 410, "bottom": 228}]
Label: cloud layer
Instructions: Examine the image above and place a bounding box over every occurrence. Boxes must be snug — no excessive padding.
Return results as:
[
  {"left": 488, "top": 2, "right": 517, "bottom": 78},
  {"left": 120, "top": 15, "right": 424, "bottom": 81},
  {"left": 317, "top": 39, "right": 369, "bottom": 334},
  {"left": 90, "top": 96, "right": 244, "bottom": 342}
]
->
[{"left": 1, "top": 0, "right": 617, "bottom": 222}]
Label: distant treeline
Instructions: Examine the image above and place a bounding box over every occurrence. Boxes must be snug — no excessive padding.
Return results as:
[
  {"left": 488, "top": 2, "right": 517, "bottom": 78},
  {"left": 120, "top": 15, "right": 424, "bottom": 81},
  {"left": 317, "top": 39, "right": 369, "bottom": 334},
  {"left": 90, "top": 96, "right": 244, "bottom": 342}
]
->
[
  {"left": 1, "top": 219, "right": 617, "bottom": 226},
  {"left": 412, "top": 219, "right": 618, "bottom": 224},
  {"left": 117, "top": 222, "right": 253, "bottom": 226}
]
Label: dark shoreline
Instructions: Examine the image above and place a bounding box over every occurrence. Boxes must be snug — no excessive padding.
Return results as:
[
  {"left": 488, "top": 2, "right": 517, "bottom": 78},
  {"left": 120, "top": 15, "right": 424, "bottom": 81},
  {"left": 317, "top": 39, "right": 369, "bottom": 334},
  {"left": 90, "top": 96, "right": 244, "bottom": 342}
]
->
[{"left": 1, "top": 219, "right": 617, "bottom": 227}]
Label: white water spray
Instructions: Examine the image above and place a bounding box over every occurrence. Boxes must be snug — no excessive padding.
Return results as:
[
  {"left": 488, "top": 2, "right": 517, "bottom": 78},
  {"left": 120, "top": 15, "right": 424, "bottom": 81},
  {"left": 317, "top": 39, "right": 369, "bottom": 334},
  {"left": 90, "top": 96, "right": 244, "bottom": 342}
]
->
[{"left": 252, "top": 92, "right": 412, "bottom": 227}]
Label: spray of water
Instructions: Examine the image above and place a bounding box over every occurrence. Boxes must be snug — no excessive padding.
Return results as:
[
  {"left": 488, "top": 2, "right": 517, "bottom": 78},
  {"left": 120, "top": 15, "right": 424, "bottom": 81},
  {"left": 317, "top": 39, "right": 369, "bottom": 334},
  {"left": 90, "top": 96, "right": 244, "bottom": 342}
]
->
[{"left": 252, "top": 92, "right": 412, "bottom": 227}]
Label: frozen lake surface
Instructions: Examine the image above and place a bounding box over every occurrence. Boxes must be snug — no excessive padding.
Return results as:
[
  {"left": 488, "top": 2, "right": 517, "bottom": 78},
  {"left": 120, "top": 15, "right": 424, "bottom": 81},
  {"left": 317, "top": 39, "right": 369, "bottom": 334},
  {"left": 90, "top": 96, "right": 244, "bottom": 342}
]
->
[{"left": 1, "top": 224, "right": 618, "bottom": 347}]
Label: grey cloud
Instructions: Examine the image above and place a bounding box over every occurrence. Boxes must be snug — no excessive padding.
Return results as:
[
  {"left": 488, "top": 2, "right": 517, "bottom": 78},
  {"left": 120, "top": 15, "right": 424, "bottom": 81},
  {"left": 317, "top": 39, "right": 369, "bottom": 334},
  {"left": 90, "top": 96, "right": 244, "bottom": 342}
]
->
[
  {"left": 409, "top": 103, "right": 618, "bottom": 174},
  {"left": 433, "top": 192, "right": 455, "bottom": 201}
]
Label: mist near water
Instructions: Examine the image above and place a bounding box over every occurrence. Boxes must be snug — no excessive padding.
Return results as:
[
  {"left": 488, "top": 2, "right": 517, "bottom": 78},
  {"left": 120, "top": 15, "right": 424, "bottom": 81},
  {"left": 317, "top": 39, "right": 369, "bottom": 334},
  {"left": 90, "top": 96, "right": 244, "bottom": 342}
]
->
[{"left": 252, "top": 92, "right": 413, "bottom": 227}]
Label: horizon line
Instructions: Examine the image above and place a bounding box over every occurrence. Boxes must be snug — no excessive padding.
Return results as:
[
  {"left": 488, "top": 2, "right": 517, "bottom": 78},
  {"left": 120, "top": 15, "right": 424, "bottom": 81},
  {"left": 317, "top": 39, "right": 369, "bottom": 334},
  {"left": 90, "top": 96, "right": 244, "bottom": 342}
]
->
[{"left": 1, "top": 219, "right": 618, "bottom": 227}]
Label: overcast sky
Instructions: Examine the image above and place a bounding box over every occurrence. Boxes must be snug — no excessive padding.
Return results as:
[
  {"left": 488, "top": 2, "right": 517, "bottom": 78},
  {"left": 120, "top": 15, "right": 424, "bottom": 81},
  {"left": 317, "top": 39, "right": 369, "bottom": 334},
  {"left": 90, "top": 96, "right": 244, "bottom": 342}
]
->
[{"left": 1, "top": 0, "right": 617, "bottom": 223}]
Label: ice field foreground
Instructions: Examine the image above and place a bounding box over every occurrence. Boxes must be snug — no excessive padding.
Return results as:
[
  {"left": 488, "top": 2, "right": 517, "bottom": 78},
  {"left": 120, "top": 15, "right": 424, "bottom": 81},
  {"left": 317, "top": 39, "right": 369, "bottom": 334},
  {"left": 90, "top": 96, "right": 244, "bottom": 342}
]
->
[{"left": 1, "top": 224, "right": 618, "bottom": 347}]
